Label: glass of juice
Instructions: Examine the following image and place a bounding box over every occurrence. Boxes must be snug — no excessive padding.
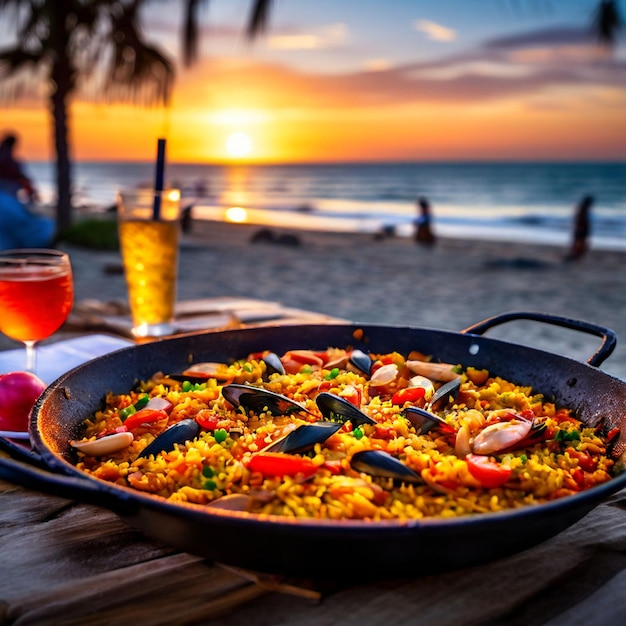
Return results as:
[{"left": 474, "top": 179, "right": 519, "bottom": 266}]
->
[
  {"left": 0, "top": 249, "right": 74, "bottom": 373},
  {"left": 117, "top": 188, "right": 181, "bottom": 338}
]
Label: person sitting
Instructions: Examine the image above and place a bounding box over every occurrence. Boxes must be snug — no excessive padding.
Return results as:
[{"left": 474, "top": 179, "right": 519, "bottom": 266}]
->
[
  {"left": 0, "top": 132, "right": 54, "bottom": 250},
  {"left": 414, "top": 196, "right": 436, "bottom": 246}
]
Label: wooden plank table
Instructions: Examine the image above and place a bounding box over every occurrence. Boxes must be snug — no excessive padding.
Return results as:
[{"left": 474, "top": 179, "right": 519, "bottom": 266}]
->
[
  {"left": 1, "top": 475, "right": 625, "bottom": 625},
  {"left": 2, "top": 299, "right": 626, "bottom": 624}
]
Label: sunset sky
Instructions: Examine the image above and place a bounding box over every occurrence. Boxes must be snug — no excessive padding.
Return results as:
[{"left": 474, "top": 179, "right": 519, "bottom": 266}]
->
[{"left": 2, "top": 0, "right": 625, "bottom": 163}]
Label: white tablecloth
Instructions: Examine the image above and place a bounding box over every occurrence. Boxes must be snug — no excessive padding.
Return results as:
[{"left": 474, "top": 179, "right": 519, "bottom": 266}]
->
[{"left": 0, "top": 335, "right": 133, "bottom": 384}]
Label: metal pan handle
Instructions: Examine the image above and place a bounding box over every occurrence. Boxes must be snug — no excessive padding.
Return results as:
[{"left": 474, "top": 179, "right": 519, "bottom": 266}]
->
[
  {"left": 462, "top": 311, "right": 617, "bottom": 368},
  {"left": 0, "top": 441, "right": 139, "bottom": 515}
]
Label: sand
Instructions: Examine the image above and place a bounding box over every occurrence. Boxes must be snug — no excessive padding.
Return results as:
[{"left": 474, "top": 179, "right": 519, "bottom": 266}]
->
[{"left": 2, "top": 219, "right": 626, "bottom": 381}]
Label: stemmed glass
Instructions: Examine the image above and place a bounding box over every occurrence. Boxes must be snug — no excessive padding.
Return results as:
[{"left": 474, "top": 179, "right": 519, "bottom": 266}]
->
[{"left": 0, "top": 249, "right": 74, "bottom": 374}]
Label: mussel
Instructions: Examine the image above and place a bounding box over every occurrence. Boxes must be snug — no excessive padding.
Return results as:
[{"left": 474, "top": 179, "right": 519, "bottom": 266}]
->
[
  {"left": 428, "top": 377, "right": 461, "bottom": 412},
  {"left": 265, "top": 422, "right": 343, "bottom": 454},
  {"left": 315, "top": 392, "right": 376, "bottom": 426},
  {"left": 404, "top": 406, "right": 452, "bottom": 434},
  {"left": 350, "top": 450, "right": 423, "bottom": 484},
  {"left": 348, "top": 349, "right": 372, "bottom": 376},
  {"left": 262, "top": 352, "right": 285, "bottom": 377},
  {"left": 137, "top": 419, "right": 200, "bottom": 459},
  {"left": 221, "top": 383, "right": 314, "bottom": 417}
]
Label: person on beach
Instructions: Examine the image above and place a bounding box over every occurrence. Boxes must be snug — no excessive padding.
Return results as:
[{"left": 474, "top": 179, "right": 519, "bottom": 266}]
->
[
  {"left": 565, "top": 194, "right": 594, "bottom": 261},
  {"left": 414, "top": 196, "right": 436, "bottom": 246},
  {"left": 0, "top": 131, "right": 54, "bottom": 250}
]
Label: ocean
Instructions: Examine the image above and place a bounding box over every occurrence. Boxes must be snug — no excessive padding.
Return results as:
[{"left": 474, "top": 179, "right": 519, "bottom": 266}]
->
[{"left": 29, "top": 160, "right": 626, "bottom": 250}]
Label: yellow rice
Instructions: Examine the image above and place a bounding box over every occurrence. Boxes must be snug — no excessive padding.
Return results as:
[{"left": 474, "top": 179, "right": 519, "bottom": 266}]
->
[{"left": 73, "top": 348, "right": 616, "bottom": 520}]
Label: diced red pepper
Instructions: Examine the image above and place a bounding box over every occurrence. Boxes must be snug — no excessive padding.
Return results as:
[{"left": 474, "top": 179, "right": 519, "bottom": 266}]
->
[
  {"left": 322, "top": 459, "right": 343, "bottom": 474},
  {"left": 391, "top": 387, "right": 426, "bottom": 406},
  {"left": 195, "top": 410, "right": 219, "bottom": 431},
  {"left": 607, "top": 427, "right": 621, "bottom": 443},
  {"left": 123, "top": 408, "right": 169, "bottom": 431},
  {"left": 566, "top": 447, "right": 598, "bottom": 472},
  {"left": 246, "top": 452, "right": 318, "bottom": 477}
]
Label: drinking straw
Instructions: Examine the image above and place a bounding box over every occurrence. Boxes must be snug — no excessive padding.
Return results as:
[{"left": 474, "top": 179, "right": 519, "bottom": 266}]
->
[{"left": 153, "top": 138, "right": 166, "bottom": 220}]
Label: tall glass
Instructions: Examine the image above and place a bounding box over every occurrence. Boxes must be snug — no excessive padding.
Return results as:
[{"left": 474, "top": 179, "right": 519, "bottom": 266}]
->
[
  {"left": 117, "top": 188, "right": 181, "bottom": 338},
  {"left": 0, "top": 249, "right": 74, "bottom": 373}
]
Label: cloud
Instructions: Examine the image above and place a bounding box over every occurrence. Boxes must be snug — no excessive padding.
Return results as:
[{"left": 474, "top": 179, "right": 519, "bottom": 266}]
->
[
  {"left": 413, "top": 20, "right": 457, "bottom": 42},
  {"left": 266, "top": 23, "right": 349, "bottom": 50},
  {"left": 175, "top": 23, "right": 626, "bottom": 113}
]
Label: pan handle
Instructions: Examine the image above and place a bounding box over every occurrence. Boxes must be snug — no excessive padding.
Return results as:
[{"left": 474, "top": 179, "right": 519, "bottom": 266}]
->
[
  {"left": 0, "top": 443, "right": 139, "bottom": 516},
  {"left": 462, "top": 311, "right": 617, "bottom": 368}
]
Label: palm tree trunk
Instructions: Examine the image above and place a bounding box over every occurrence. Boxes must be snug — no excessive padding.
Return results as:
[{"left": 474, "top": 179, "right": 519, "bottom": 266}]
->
[{"left": 50, "top": 26, "right": 73, "bottom": 232}]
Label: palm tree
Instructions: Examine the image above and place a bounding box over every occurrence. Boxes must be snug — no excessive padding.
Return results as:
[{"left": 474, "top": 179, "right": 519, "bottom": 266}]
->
[
  {"left": 0, "top": 0, "right": 270, "bottom": 232},
  {"left": 0, "top": 0, "right": 177, "bottom": 232}
]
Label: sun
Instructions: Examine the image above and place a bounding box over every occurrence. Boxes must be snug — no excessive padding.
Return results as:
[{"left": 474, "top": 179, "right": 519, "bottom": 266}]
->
[{"left": 225, "top": 131, "right": 253, "bottom": 158}]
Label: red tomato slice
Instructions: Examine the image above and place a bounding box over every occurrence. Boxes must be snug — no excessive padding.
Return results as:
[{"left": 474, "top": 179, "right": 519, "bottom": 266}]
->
[
  {"left": 247, "top": 452, "right": 318, "bottom": 477},
  {"left": 391, "top": 387, "right": 426, "bottom": 406},
  {"left": 123, "top": 408, "right": 169, "bottom": 431},
  {"left": 466, "top": 454, "right": 512, "bottom": 488}
]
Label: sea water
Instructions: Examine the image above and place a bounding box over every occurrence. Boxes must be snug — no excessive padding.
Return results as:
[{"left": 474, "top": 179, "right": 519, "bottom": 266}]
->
[{"left": 29, "top": 161, "right": 626, "bottom": 249}]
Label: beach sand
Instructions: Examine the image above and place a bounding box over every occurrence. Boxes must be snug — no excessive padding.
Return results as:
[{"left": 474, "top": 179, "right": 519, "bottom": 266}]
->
[{"left": 2, "top": 219, "right": 626, "bottom": 381}]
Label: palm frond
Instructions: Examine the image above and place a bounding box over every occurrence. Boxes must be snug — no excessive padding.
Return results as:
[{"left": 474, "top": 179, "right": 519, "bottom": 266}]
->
[
  {"left": 246, "top": 0, "right": 273, "bottom": 38},
  {"left": 182, "top": 0, "right": 205, "bottom": 67},
  {"left": 592, "top": 0, "right": 624, "bottom": 46}
]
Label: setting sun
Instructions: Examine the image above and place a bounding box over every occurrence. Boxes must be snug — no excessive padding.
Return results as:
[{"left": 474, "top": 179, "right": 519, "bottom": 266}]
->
[{"left": 225, "top": 131, "right": 253, "bottom": 158}]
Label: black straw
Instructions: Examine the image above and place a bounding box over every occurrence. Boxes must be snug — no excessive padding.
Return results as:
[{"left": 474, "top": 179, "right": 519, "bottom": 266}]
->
[{"left": 153, "top": 138, "right": 166, "bottom": 220}]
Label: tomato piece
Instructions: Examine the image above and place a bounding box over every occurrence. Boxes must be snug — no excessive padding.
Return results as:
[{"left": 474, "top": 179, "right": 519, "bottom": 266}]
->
[
  {"left": 391, "top": 387, "right": 426, "bottom": 406},
  {"left": 322, "top": 459, "right": 343, "bottom": 474},
  {"left": 566, "top": 447, "right": 598, "bottom": 472},
  {"left": 123, "top": 408, "right": 169, "bottom": 430},
  {"left": 195, "top": 409, "right": 219, "bottom": 431},
  {"left": 466, "top": 454, "right": 512, "bottom": 488},
  {"left": 339, "top": 385, "right": 361, "bottom": 407},
  {"left": 247, "top": 452, "right": 318, "bottom": 477}
]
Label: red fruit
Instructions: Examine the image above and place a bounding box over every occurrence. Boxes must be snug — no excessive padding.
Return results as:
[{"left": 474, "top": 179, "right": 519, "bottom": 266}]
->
[{"left": 0, "top": 371, "right": 47, "bottom": 432}]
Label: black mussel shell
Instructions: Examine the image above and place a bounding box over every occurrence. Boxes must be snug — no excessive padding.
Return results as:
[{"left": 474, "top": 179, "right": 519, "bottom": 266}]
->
[
  {"left": 351, "top": 450, "right": 423, "bottom": 484},
  {"left": 166, "top": 373, "right": 214, "bottom": 385},
  {"left": 429, "top": 378, "right": 461, "bottom": 412},
  {"left": 262, "top": 352, "right": 286, "bottom": 377},
  {"left": 265, "top": 422, "right": 343, "bottom": 454},
  {"left": 315, "top": 392, "right": 376, "bottom": 426},
  {"left": 404, "top": 406, "right": 451, "bottom": 433},
  {"left": 222, "top": 384, "right": 312, "bottom": 417},
  {"left": 138, "top": 419, "right": 200, "bottom": 459},
  {"left": 349, "top": 349, "right": 372, "bottom": 376}
]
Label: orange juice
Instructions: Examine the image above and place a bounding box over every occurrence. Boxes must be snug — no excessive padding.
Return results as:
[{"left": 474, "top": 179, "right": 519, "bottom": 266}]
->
[
  {"left": 118, "top": 219, "right": 179, "bottom": 335},
  {"left": 0, "top": 264, "right": 74, "bottom": 342}
]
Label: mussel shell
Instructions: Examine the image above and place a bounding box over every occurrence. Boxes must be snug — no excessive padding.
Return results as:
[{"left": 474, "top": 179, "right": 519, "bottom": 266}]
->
[
  {"left": 404, "top": 406, "right": 451, "bottom": 434},
  {"left": 263, "top": 352, "right": 285, "bottom": 377},
  {"left": 351, "top": 450, "right": 423, "bottom": 484},
  {"left": 222, "top": 383, "right": 312, "bottom": 417},
  {"left": 265, "top": 422, "right": 343, "bottom": 454},
  {"left": 166, "top": 373, "right": 215, "bottom": 385},
  {"left": 348, "top": 349, "right": 372, "bottom": 376},
  {"left": 315, "top": 392, "right": 376, "bottom": 426},
  {"left": 429, "top": 378, "right": 461, "bottom": 412},
  {"left": 138, "top": 419, "right": 200, "bottom": 459}
]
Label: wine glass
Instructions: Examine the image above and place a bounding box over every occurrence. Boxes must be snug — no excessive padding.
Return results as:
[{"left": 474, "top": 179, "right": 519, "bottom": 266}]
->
[{"left": 0, "top": 249, "right": 74, "bottom": 374}]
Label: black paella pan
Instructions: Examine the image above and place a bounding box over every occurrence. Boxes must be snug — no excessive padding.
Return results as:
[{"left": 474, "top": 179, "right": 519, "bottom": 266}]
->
[{"left": 1, "top": 311, "right": 625, "bottom": 580}]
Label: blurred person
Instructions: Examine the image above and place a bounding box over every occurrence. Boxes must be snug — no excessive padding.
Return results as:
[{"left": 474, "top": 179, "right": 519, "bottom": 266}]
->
[
  {"left": 0, "top": 132, "right": 54, "bottom": 250},
  {"left": 565, "top": 194, "right": 594, "bottom": 261},
  {"left": 414, "top": 196, "right": 436, "bottom": 246}
]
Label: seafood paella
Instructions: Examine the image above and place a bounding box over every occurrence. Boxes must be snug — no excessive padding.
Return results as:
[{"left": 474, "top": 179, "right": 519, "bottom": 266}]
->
[{"left": 71, "top": 346, "right": 619, "bottom": 520}]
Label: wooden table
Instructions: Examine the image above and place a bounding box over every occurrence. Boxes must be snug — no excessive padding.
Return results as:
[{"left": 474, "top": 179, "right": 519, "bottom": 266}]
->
[
  {"left": 2, "top": 300, "right": 626, "bottom": 625},
  {"left": 1, "top": 476, "right": 625, "bottom": 625}
]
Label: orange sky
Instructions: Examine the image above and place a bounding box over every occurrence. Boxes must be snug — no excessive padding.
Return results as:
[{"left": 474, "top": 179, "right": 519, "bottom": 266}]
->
[{"left": 3, "top": 2, "right": 625, "bottom": 164}]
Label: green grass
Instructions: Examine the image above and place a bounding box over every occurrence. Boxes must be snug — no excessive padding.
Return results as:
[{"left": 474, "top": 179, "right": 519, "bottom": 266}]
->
[{"left": 58, "top": 218, "right": 119, "bottom": 250}]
